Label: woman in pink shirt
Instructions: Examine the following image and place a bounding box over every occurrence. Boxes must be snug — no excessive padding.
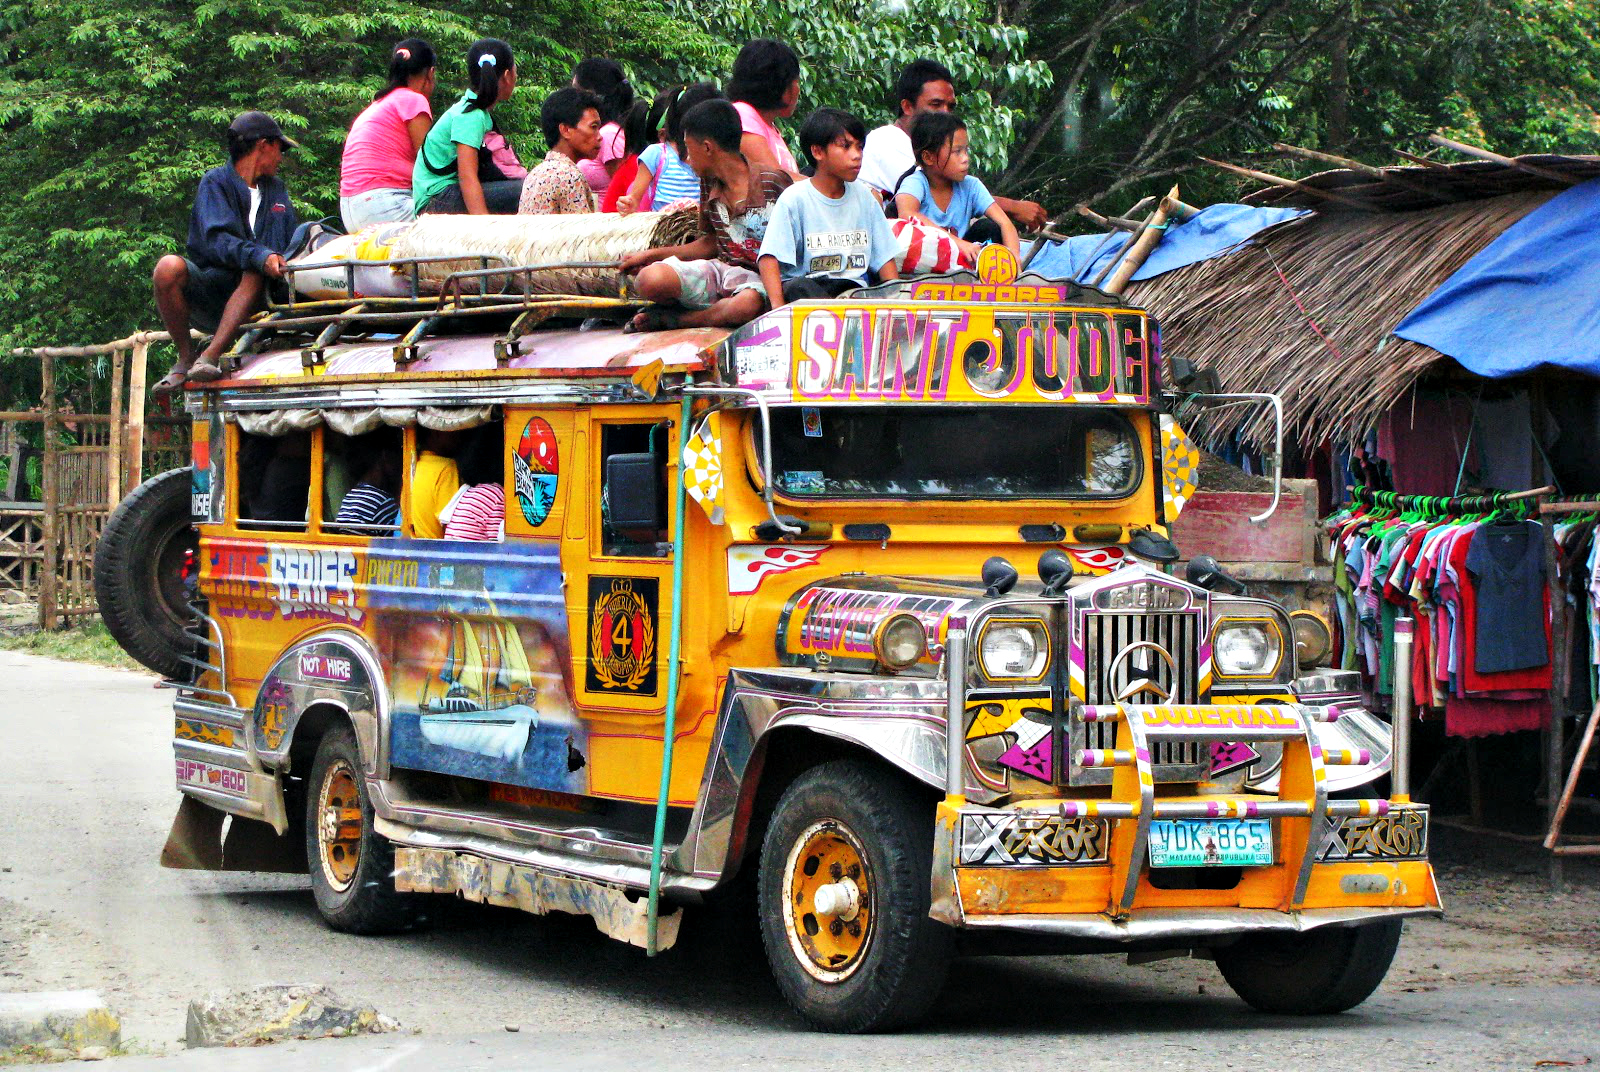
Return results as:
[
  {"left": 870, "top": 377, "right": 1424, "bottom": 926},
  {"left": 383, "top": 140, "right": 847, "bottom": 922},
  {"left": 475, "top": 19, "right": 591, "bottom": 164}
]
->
[
  {"left": 571, "top": 57, "right": 635, "bottom": 194},
  {"left": 727, "top": 39, "right": 801, "bottom": 178},
  {"left": 339, "top": 39, "right": 436, "bottom": 231}
]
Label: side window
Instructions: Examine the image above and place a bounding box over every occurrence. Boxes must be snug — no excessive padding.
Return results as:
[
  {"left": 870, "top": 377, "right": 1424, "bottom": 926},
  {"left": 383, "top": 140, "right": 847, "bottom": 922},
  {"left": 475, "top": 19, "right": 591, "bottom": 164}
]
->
[
  {"left": 409, "top": 420, "right": 507, "bottom": 540},
  {"left": 599, "top": 421, "right": 669, "bottom": 556},
  {"left": 235, "top": 430, "right": 311, "bottom": 532},
  {"left": 326, "top": 428, "right": 403, "bottom": 536}
]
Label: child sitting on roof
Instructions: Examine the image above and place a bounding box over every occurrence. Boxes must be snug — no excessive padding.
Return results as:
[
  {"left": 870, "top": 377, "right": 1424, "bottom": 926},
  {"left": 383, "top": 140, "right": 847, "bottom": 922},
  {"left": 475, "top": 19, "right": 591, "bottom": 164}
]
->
[
  {"left": 618, "top": 100, "right": 793, "bottom": 331},
  {"left": 892, "top": 112, "right": 1018, "bottom": 262},
  {"left": 757, "top": 108, "right": 900, "bottom": 308},
  {"left": 617, "top": 83, "right": 724, "bottom": 215}
]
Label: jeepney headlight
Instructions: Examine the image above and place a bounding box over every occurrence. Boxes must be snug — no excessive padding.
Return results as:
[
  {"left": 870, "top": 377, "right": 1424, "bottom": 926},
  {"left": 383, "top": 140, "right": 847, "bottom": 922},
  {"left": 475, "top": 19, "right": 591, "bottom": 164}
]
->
[
  {"left": 874, "top": 613, "right": 927, "bottom": 671},
  {"left": 1213, "top": 619, "right": 1283, "bottom": 678},
  {"left": 1289, "top": 610, "right": 1333, "bottom": 668},
  {"left": 978, "top": 619, "right": 1049, "bottom": 681}
]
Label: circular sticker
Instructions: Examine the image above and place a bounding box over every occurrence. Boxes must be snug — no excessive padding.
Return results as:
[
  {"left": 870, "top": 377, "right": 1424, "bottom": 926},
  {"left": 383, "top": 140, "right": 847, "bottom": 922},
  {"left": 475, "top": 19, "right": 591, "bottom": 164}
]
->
[
  {"left": 513, "top": 418, "right": 560, "bottom": 526},
  {"left": 976, "top": 244, "right": 1019, "bottom": 286}
]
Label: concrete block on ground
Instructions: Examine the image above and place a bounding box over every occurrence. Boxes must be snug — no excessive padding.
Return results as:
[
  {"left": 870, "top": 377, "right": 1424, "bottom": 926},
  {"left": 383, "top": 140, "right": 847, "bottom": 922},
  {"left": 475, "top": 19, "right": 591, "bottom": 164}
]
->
[
  {"left": 0, "top": 990, "right": 121, "bottom": 1054},
  {"left": 185, "top": 984, "right": 399, "bottom": 1048}
]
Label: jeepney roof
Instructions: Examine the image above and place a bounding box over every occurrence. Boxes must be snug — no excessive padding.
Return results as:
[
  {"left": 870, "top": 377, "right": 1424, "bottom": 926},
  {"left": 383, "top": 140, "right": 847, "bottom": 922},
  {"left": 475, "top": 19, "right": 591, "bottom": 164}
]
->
[{"left": 218, "top": 324, "right": 726, "bottom": 386}]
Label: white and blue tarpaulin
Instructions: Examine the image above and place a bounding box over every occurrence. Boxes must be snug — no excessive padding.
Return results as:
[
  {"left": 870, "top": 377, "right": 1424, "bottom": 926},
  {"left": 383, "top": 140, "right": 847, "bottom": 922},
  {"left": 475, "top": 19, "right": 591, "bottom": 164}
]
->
[{"left": 1394, "top": 176, "right": 1600, "bottom": 379}]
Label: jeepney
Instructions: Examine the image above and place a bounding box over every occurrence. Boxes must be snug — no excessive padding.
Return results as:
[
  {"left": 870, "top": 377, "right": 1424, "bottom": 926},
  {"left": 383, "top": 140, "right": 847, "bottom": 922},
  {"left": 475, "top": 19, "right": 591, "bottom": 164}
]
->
[{"left": 100, "top": 249, "right": 1439, "bottom": 1032}]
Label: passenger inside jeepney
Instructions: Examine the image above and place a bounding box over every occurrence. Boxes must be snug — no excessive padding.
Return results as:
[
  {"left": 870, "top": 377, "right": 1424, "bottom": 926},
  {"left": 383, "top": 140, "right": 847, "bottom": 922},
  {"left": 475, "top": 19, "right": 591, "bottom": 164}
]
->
[
  {"left": 238, "top": 431, "right": 312, "bottom": 528},
  {"left": 411, "top": 427, "right": 466, "bottom": 539},
  {"left": 441, "top": 426, "right": 507, "bottom": 541},
  {"left": 329, "top": 429, "right": 402, "bottom": 534}
]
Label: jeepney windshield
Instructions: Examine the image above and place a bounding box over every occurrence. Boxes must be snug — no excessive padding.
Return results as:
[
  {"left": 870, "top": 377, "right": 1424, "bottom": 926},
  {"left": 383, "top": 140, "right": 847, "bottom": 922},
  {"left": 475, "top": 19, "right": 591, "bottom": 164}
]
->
[{"left": 768, "top": 405, "right": 1141, "bottom": 499}]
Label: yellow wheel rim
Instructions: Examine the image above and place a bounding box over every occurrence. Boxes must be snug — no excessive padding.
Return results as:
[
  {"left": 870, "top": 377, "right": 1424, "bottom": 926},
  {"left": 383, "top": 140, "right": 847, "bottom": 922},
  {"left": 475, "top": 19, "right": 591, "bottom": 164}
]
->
[
  {"left": 316, "top": 759, "right": 364, "bottom": 893},
  {"left": 782, "top": 819, "right": 873, "bottom": 983}
]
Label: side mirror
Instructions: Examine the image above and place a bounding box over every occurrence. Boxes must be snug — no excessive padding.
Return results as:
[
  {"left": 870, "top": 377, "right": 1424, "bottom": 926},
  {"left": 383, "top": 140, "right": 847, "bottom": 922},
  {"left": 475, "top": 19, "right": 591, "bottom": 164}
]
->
[
  {"left": 982, "top": 556, "right": 1019, "bottom": 597},
  {"left": 1185, "top": 554, "right": 1246, "bottom": 595},
  {"left": 604, "top": 453, "right": 665, "bottom": 544},
  {"left": 1038, "top": 549, "right": 1074, "bottom": 594}
]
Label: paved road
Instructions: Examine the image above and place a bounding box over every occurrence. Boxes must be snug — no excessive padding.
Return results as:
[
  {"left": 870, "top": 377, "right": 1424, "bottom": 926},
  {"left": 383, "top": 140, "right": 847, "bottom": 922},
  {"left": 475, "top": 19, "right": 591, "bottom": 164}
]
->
[{"left": 1, "top": 651, "right": 1597, "bottom": 1070}]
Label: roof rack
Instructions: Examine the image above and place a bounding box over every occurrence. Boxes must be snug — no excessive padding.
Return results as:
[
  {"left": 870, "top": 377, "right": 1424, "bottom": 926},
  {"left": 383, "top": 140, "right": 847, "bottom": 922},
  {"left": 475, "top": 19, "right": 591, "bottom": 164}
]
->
[{"left": 224, "top": 256, "right": 651, "bottom": 371}]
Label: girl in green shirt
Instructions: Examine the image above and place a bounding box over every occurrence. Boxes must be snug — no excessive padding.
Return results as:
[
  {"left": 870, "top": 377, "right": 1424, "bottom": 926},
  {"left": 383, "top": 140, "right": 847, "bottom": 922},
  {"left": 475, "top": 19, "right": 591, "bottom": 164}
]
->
[{"left": 413, "top": 39, "right": 521, "bottom": 214}]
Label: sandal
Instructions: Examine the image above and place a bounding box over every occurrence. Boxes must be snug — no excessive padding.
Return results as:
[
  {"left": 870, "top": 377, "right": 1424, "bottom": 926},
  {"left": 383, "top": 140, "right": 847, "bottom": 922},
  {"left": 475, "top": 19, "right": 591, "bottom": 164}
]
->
[
  {"left": 624, "top": 309, "right": 680, "bottom": 334},
  {"left": 187, "top": 359, "right": 223, "bottom": 382},
  {"left": 152, "top": 369, "right": 189, "bottom": 393}
]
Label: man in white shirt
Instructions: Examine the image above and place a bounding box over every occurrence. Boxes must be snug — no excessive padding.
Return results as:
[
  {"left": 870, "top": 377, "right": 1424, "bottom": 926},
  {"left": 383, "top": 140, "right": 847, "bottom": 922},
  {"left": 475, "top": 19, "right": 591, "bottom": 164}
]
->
[{"left": 859, "top": 59, "right": 1047, "bottom": 233}]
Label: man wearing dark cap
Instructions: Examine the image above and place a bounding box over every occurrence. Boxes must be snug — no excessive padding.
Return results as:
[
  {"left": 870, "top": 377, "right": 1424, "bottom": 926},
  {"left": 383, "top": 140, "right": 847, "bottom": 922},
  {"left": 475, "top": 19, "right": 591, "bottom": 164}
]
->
[{"left": 151, "top": 111, "right": 300, "bottom": 390}]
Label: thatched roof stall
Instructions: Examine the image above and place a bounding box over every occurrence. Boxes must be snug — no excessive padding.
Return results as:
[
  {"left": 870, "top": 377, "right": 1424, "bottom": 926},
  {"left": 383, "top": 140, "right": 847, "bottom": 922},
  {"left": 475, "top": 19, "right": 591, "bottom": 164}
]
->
[{"left": 1116, "top": 150, "right": 1600, "bottom": 450}]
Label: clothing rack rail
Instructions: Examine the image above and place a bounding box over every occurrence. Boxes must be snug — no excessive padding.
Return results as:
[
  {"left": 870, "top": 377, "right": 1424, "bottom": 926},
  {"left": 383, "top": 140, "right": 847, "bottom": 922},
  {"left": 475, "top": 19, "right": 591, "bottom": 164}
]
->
[{"left": 1344, "top": 483, "right": 1555, "bottom": 517}]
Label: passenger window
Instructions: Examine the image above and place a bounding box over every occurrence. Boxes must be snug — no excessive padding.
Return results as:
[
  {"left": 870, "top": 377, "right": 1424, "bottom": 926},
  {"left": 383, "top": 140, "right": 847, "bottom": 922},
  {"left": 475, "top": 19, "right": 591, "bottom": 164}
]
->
[
  {"left": 409, "top": 421, "right": 506, "bottom": 540},
  {"left": 235, "top": 430, "right": 311, "bottom": 531},
  {"left": 599, "top": 422, "right": 670, "bottom": 556},
  {"left": 326, "top": 428, "right": 402, "bottom": 536}
]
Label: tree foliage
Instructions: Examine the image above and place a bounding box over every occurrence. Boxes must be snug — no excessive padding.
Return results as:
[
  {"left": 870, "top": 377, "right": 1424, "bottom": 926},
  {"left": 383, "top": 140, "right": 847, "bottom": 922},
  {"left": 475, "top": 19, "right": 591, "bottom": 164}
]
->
[{"left": 1000, "top": 0, "right": 1600, "bottom": 209}]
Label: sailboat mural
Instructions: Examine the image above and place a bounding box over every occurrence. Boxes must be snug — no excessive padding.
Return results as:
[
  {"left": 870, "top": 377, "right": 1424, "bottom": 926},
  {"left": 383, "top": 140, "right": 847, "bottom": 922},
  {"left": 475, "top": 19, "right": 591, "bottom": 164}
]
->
[
  {"left": 418, "top": 610, "right": 540, "bottom": 760},
  {"left": 370, "top": 536, "right": 589, "bottom": 795}
]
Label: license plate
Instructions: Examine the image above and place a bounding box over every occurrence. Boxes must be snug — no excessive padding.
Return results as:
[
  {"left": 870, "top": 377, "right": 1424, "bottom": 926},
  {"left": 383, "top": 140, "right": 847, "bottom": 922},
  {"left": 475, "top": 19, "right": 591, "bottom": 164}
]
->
[{"left": 1148, "top": 818, "right": 1272, "bottom": 867}]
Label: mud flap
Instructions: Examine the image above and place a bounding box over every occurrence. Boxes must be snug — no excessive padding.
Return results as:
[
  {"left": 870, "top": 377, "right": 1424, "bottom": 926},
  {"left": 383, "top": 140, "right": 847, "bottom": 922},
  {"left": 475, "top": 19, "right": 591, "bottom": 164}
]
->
[{"left": 160, "top": 796, "right": 307, "bottom": 873}]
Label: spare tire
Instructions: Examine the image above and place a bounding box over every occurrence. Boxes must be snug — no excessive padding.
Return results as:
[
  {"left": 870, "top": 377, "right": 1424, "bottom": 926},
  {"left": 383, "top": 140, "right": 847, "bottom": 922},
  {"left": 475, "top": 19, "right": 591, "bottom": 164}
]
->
[{"left": 94, "top": 467, "right": 198, "bottom": 679}]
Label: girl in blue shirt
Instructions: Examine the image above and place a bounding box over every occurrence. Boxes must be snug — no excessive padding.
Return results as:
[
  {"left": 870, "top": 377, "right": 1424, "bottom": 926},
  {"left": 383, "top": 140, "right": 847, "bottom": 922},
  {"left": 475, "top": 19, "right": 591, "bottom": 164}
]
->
[{"left": 892, "top": 112, "right": 1018, "bottom": 260}]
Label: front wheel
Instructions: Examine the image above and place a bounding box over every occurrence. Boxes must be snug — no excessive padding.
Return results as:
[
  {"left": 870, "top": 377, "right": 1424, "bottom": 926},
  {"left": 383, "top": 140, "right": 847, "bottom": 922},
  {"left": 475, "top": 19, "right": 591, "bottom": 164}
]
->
[
  {"left": 1215, "top": 918, "right": 1403, "bottom": 1014},
  {"left": 757, "top": 759, "right": 952, "bottom": 1032},
  {"left": 305, "top": 725, "right": 421, "bottom": 934}
]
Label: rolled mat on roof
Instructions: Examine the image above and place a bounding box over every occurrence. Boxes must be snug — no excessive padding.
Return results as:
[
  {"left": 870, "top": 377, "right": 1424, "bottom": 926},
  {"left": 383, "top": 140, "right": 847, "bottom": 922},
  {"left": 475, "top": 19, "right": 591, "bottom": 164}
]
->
[{"left": 291, "top": 207, "right": 701, "bottom": 300}]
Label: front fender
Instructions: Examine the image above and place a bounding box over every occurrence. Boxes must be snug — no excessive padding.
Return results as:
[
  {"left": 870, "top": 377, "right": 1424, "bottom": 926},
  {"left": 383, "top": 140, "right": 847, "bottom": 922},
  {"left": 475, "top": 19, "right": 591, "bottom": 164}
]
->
[
  {"left": 252, "top": 630, "right": 388, "bottom": 777},
  {"left": 677, "top": 667, "right": 977, "bottom": 882}
]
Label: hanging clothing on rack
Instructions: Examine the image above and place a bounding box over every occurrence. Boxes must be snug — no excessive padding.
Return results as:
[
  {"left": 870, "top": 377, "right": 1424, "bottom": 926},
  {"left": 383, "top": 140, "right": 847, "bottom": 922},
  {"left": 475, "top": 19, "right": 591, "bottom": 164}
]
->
[{"left": 1324, "top": 486, "right": 1553, "bottom": 738}]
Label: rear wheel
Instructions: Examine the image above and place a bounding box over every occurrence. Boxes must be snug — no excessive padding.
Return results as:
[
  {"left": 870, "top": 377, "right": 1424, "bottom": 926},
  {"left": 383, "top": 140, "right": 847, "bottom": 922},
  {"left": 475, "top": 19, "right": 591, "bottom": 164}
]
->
[
  {"left": 305, "top": 725, "right": 421, "bottom": 934},
  {"left": 757, "top": 759, "right": 952, "bottom": 1032},
  {"left": 1215, "top": 918, "right": 1403, "bottom": 1014}
]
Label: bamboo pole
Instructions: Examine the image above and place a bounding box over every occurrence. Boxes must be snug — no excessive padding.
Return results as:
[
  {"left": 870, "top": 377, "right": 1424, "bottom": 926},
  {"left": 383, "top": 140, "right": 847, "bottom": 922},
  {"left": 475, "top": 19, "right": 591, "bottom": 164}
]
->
[
  {"left": 1271, "top": 143, "right": 1460, "bottom": 201},
  {"left": 38, "top": 353, "right": 58, "bottom": 631},
  {"left": 1091, "top": 198, "right": 1164, "bottom": 289},
  {"left": 8, "top": 329, "right": 203, "bottom": 361},
  {"left": 1199, "top": 156, "right": 1378, "bottom": 211},
  {"left": 1392, "top": 149, "right": 1449, "bottom": 169},
  {"left": 1103, "top": 185, "right": 1181, "bottom": 296},
  {"left": 1544, "top": 699, "right": 1600, "bottom": 852},
  {"left": 1075, "top": 205, "right": 1142, "bottom": 232},
  {"left": 108, "top": 346, "right": 125, "bottom": 507},
  {"left": 127, "top": 341, "right": 149, "bottom": 490},
  {"left": 1427, "top": 133, "right": 1579, "bottom": 186}
]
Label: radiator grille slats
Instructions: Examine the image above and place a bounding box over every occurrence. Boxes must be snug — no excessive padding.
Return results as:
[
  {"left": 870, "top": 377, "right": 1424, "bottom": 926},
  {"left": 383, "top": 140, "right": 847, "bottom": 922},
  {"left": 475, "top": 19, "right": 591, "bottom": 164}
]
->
[{"left": 1072, "top": 609, "right": 1208, "bottom": 784}]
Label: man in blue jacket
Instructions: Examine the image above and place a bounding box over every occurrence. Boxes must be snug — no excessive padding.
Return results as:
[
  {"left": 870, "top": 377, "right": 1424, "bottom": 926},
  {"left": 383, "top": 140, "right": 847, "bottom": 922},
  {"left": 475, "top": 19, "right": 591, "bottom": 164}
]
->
[{"left": 152, "top": 111, "right": 299, "bottom": 391}]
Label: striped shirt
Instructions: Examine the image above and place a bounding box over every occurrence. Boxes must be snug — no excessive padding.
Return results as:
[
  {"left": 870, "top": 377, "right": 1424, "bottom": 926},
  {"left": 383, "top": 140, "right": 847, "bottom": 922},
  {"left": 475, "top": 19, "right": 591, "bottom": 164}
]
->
[
  {"left": 442, "top": 483, "right": 505, "bottom": 541},
  {"left": 638, "top": 142, "right": 700, "bottom": 210},
  {"left": 331, "top": 482, "right": 399, "bottom": 531}
]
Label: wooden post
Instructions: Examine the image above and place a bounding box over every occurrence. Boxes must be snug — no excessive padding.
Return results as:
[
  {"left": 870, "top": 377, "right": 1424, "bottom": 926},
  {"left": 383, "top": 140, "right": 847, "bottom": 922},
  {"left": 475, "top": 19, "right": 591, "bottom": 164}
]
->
[
  {"left": 127, "top": 340, "right": 149, "bottom": 490},
  {"left": 38, "top": 353, "right": 58, "bottom": 631},
  {"left": 108, "top": 346, "right": 125, "bottom": 506}
]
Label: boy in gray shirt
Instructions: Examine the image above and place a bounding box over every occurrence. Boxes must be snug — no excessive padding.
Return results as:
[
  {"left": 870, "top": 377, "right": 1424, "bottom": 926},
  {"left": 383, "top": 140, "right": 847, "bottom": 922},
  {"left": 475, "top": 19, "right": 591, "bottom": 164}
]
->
[{"left": 758, "top": 108, "right": 900, "bottom": 308}]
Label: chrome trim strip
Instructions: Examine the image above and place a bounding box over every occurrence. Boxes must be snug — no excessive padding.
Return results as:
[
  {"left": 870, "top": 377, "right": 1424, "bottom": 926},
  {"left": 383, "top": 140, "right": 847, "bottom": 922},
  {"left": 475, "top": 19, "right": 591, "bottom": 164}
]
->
[
  {"left": 174, "top": 697, "right": 248, "bottom": 730},
  {"left": 957, "top": 905, "right": 1440, "bottom": 942},
  {"left": 174, "top": 739, "right": 254, "bottom": 771}
]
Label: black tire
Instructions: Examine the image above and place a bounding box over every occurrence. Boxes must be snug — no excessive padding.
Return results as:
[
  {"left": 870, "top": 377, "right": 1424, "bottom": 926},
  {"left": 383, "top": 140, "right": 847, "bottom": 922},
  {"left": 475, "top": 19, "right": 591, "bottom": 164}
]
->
[
  {"left": 93, "top": 467, "right": 197, "bottom": 678},
  {"left": 305, "top": 724, "right": 422, "bottom": 934},
  {"left": 1215, "top": 918, "right": 1403, "bottom": 1014},
  {"left": 757, "top": 758, "right": 952, "bottom": 1032}
]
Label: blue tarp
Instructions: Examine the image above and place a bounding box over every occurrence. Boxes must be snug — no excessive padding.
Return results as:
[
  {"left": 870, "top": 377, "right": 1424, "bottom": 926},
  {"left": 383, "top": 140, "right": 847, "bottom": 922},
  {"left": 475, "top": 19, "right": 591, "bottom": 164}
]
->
[
  {"left": 1026, "top": 203, "right": 1309, "bottom": 285},
  {"left": 1394, "top": 176, "right": 1600, "bottom": 378}
]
